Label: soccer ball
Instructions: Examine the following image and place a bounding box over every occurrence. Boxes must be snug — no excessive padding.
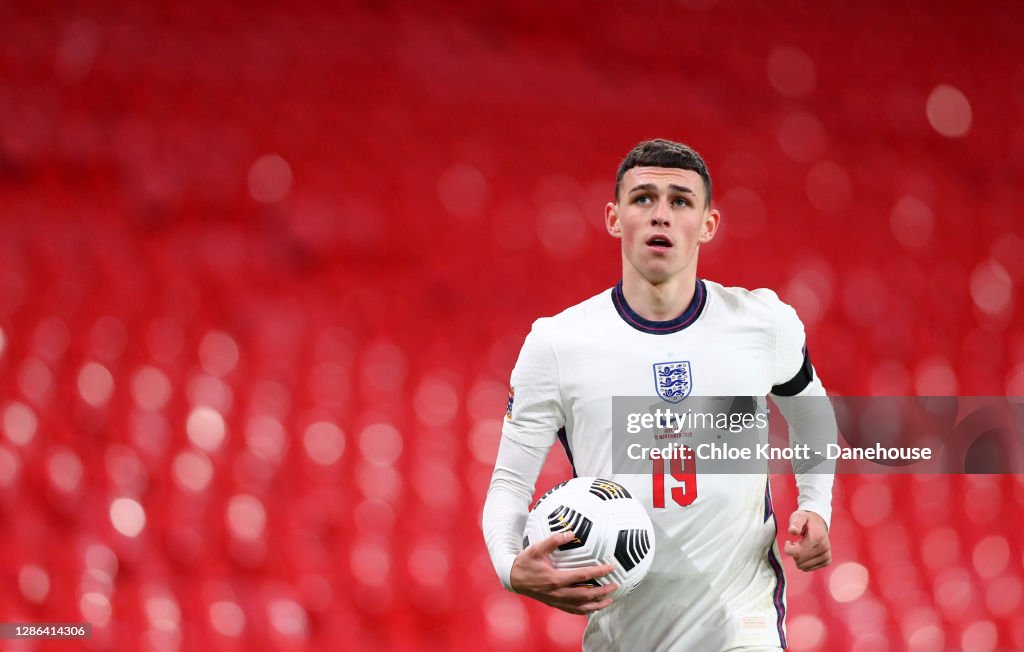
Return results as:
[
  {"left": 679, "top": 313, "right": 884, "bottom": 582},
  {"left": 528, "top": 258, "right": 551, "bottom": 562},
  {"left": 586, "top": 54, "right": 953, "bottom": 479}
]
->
[{"left": 523, "top": 477, "right": 656, "bottom": 600}]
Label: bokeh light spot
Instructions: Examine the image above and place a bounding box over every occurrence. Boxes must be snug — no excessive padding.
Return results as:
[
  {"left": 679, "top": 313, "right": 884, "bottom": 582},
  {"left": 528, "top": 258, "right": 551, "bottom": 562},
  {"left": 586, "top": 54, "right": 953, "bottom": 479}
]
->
[
  {"left": 889, "top": 196, "right": 934, "bottom": 250},
  {"left": 777, "top": 111, "right": 827, "bottom": 163},
  {"left": 907, "top": 624, "right": 944, "bottom": 652},
  {"left": 985, "top": 576, "right": 1022, "bottom": 617},
  {"left": 3, "top": 402, "right": 38, "bottom": 446},
  {"left": 351, "top": 540, "right": 390, "bottom": 586},
  {"left": 245, "top": 415, "right": 287, "bottom": 464},
  {"left": 80, "top": 592, "right": 112, "bottom": 627},
  {"left": 829, "top": 562, "right": 869, "bottom": 603},
  {"left": 303, "top": 421, "right": 345, "bottom": 466},
  {"left": 187, "top": 406, "right": 227, "bottom": 452},
  {"left": 209, "top": 600, "right": 245, "bottom": 637},
  {"left": 789, "top": 614, "right": 825, "bottom": 650},
  {"left": 437, "top": 164, "right": 489, "bottom": 220},
  {"left": 19, "top": 564, "right": 50, "bottom": 604},
  {"left": 969, "top": 260, "right": 1013, "bottom": 317},
  {"left": 132, "top": 366, "right": 172, "bottom": 411},
  {"left": 187, "top": 375, "right": 233, "bottom": 414},
  {"left": 914, "top": 356, "right": 958, "bottom": 395},
  {"left": 546, "top": 609, "right": 587, "bottom": 646},
  {"left": 33, "top": 317, "right": 70, "bottom": 362},
  {"left": 268, "top": 599, "right": 308, "bottom": 640},
  {"left": 248, "top": 153, "right": 293, "bottom": 203},
  {"left": 78, "top": 362, "right": 114, "bottom": 407},
  {"left": 408, "top": 541, "right": 450, "bottom": 588},
  {"left": 933, "top": 567, "right": 973, "bottom": 616},
  {"left": 84, "top": 543, "right": 119, "bottom": 578},
  {"left": 767, "top": 46, "right": 817, "bottom": 98},
  {"left": 470, "top": 418, "right": 502, "bottom": 465},
  {"left": 972, "top": 535, "right": 1009, "bottom": 578},
  {"left": 110, "top": 497, "right": 146, "bottom": 537},
  {"left": 145, "top": 594, "right": 182, "bottom": 632},
  {"left": 18, "top": 357, "right": 55, "bottom": 406},
  {"left": 961, "top": 620, "right": 998, "bottom": 652},
  {"left": 172, "top": 449, "right": 214, "bottom": 493},
  {"left": 48, "top": 446, "right": 83, "bottom": 494},
  {"left": 927, "top": 84, "right": 972, "bottom": 137},
  {"left": 851, "top": 481, "right": 892, "bottom": 527},
  {"left": 413, "top": 375, "right": 460, "bottom": 427},
  {"left": 199, "top": 330, "right": 240, "bottom": 377},
  {"left": 226, "top": 494, "right": 266, "bottom": 541},
  {"left": 537, "top": 202, "right": 588, "bottom": 259},
  {"left": 806, "top": 161, "right": 851, "bottom": 213},
  {"left": 359, "top": 423, "right": 402, "bottom": 466},
  {"left": 0, "top": 445, "right": 19, "bottom": 487},
  {"left": 484, "top": 594, "right": 527, "bottom": 644}
]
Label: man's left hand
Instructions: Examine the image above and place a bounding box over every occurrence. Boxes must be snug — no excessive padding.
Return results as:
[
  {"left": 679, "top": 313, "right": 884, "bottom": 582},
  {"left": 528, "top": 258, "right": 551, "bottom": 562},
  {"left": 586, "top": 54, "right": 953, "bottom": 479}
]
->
[{"left": 783, "top": 510, "right": 831, "bottom": 571}]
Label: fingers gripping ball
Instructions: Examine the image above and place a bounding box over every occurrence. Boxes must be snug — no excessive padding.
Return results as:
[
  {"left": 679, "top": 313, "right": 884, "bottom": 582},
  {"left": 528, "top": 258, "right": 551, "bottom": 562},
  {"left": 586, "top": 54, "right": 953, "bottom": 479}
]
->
[{"left": 524, "top": 478, "right": 656, "bottom": 600}]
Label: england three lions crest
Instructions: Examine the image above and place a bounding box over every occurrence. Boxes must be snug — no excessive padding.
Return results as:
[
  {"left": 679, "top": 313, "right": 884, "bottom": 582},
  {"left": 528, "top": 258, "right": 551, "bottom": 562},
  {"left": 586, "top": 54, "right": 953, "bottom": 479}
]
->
[{"left": 653, "top": 361, "right": 692, "bottom": 403}]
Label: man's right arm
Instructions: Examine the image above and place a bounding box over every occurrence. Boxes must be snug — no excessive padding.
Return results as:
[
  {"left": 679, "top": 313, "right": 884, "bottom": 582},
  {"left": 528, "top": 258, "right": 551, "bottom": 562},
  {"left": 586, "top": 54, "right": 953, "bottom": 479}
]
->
[
  {"left": 481, "top": 435, "right": 617, "bottom": 614},
  {"left": 481, "top": 435, "right": 548, "bottom": 590},
  {"left": 481, "top": 322, "right": 616, "bottom": 613}
]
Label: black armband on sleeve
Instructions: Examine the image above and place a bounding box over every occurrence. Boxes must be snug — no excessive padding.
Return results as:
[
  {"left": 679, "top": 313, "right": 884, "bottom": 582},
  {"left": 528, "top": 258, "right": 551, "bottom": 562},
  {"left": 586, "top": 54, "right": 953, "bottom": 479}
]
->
[{"left": 771, "top": 347, "right": 814, "bottom": 396}]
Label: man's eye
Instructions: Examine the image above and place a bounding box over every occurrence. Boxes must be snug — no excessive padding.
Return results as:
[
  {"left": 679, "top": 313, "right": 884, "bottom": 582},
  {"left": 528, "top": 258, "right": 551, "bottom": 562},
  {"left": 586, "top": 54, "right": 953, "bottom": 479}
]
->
[
  {"left": 673, "top": 198, "right": 689, "bottom": 207},
  {"left": 636, "top": 196, "right": 651, "bottom": 205}
]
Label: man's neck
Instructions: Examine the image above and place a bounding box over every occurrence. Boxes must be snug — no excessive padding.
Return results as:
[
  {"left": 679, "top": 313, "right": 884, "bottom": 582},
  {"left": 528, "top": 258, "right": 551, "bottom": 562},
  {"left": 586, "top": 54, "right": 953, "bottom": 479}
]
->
[{"left": 620, "top": 268, "right": 697, "bottom": 322}]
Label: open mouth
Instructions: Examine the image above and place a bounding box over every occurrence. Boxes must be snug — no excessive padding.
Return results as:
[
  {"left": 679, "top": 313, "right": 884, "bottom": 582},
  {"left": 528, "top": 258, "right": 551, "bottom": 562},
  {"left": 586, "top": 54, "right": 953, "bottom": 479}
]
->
[{"left": 646, "top": 234, "right": 673, "bottom": 251}]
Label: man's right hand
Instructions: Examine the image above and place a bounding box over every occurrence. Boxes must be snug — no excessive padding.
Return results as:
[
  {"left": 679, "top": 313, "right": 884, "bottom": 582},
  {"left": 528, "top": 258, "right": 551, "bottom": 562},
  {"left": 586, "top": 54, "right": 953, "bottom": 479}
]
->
[{"left": 509, "top": 530, "right": 618, "bottom": 615}]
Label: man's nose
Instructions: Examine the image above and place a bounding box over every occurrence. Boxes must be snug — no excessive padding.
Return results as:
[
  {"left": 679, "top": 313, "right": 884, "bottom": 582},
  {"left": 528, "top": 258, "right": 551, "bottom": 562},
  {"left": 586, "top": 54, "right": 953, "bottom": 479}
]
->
[{"left": 651, "top": 200, "right": 671, "bottom": 226}]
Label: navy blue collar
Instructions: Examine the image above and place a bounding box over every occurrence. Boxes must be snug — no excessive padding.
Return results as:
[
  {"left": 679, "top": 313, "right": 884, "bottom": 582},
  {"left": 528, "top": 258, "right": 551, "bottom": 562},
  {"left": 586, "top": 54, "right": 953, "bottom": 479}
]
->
[{"left": 611, "top": 279, "right": 707, "bottom": 335}]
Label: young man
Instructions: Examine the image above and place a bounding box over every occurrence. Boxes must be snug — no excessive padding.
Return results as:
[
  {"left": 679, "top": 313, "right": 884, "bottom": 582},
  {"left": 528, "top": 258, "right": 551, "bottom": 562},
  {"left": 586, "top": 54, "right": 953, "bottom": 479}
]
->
[{"left": 482, "top": 139, "right": 836, "bottom": 651}]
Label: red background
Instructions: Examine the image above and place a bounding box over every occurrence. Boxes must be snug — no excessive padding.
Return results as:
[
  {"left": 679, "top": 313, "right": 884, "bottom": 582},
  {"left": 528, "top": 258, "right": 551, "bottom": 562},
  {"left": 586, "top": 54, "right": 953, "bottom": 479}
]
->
[{"left": 1, "top": 1, "right": 1022, "bottom": 650}]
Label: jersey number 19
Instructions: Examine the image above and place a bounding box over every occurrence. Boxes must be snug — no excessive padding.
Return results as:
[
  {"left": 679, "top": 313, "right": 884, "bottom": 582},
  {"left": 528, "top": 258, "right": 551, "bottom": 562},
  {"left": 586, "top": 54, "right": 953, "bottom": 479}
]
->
[{"left": 651, "top": 447, "right": 697, "bottom": 508}]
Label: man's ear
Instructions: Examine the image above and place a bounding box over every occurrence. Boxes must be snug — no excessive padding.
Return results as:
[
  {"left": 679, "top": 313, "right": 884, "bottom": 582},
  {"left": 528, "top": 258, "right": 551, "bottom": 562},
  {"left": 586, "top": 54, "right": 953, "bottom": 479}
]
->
[
  {"left": 699, "top": 208, "right": 720, "bottom": 243},
  {"left": 605, "top": 202, "right": 622, "bottom": 238}
]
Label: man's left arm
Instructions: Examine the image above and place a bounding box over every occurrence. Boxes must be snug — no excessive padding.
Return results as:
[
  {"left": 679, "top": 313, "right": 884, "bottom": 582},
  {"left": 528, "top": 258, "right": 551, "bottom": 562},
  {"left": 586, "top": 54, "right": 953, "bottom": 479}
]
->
[
  {"left": 763, "top": 289, "right": 836, "bottom": 572},
  {"left": 771, "top": 366, "right": 836, "bottom": 572}
]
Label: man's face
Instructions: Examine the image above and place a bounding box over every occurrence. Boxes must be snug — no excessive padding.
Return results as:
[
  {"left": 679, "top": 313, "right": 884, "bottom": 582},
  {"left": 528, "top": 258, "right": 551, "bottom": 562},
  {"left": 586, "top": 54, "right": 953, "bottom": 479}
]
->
[{"left": 605, "top": 166, "right": 720, "bottom": 285}]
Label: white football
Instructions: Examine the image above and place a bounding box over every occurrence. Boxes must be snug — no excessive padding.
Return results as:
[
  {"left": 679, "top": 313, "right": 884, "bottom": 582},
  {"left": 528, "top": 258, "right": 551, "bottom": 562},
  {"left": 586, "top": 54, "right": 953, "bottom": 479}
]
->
[{"left": 524, "top": 477, "right": 656, "bottom": 601}]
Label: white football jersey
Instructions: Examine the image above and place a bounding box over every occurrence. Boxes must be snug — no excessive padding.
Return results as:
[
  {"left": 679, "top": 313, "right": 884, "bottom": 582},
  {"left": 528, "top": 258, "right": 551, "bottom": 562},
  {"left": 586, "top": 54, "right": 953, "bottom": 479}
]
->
[{"left": 502, "top": 279, "right": 824, "bottom": 651}]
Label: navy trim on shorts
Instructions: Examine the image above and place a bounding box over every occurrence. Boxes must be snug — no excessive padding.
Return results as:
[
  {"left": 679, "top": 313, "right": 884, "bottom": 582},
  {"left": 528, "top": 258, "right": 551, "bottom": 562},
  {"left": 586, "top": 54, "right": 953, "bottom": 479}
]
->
[
  {"left": 767, "top": 545, "right": 788, "bottom": 648},
  {"left": 766, "top": 493, "right": 788, "bottom": 649}
]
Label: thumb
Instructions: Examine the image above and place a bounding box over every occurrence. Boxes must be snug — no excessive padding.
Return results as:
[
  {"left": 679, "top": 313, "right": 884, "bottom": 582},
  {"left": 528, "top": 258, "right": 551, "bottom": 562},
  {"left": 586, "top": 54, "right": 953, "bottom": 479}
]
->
[
  {"left": 532, "top": 530, "right": 573, "bottom": 556},
  {"left": 783, "top": 540, "right": 798, "bottom": 557},
  {"left": 789, "top": 511, "right": 808, "bottom": 536}
]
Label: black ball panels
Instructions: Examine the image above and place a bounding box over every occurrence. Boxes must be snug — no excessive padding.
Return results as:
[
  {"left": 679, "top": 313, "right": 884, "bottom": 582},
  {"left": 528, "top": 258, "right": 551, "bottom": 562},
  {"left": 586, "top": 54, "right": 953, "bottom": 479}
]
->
[
  {"left": 535, "top": 479, "right": 573, "bottom": 507},
  {"left": 546, "top": 505, "right": 594, "bottom": 550},
  {"left": 614, "top": 528, "right": 652, "bottom": 571},
  {"left": 535, "top": 478, "right": 630, "bottom": 511},
  {"left": 589, "top": 479, "right": 631, "bottom": 501},
  {"left": 542, "top": 480, "right": 631, "bottom": 551}
]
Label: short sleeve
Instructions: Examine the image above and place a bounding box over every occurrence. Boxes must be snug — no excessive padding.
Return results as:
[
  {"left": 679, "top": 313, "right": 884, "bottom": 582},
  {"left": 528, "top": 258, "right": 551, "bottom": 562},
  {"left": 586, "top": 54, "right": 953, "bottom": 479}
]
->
[
  {"left": 757, "top": 290, "right": 814, "bottom": 396},
  {"left": 501, "top": 321, "right": 566, "bottom": 448}
]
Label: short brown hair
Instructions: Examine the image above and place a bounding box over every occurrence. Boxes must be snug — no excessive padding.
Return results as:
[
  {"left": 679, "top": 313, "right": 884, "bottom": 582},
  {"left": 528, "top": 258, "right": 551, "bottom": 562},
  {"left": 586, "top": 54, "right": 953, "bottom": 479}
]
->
[{"left": 615, "top": 139, "right": 712, "bottom": 208}]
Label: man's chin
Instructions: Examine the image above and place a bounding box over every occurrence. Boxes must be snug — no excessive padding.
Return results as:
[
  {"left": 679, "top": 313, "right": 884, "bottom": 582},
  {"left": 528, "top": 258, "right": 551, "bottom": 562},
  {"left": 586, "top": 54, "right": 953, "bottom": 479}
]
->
[
  {"left": 625, "top": 255, "right": 691, "bottom": 286},
  {"left": 638, "top": 269, "right": 676, "bottom": 286}
]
